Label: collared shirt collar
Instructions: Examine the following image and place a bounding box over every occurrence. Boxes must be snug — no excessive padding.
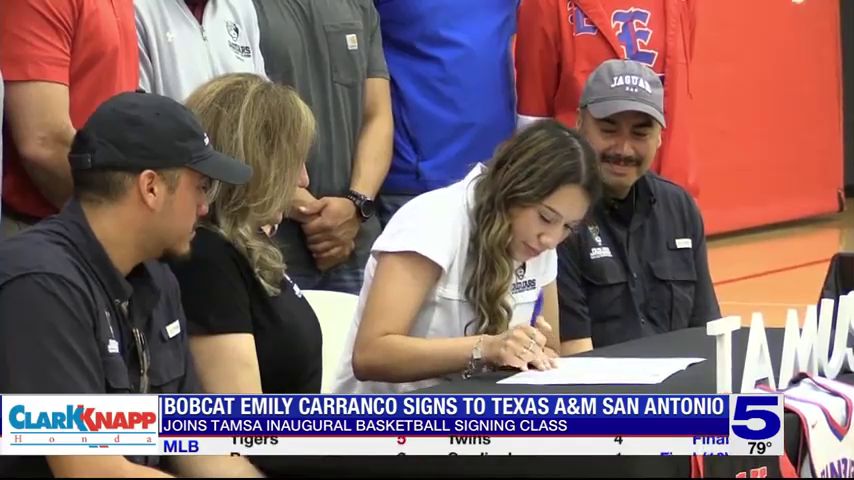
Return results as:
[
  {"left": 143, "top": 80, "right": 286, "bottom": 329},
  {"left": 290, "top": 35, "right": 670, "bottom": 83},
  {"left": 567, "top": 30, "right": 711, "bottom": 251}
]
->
[
  {"left": 184, "top": 0, "right": 209, "bottom": 24},
  {"left": 599, "top": 173, "right": 657, "bottom": 229},
  {"left": 59, "top": 200, "right": 161, "bottom": 320}
]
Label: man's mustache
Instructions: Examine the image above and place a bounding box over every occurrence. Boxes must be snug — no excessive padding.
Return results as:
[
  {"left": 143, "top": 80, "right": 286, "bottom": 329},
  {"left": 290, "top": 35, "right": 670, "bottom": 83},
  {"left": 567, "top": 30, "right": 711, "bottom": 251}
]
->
[{"left": 601, "top": 153, "right": 642, "bottom": 167}]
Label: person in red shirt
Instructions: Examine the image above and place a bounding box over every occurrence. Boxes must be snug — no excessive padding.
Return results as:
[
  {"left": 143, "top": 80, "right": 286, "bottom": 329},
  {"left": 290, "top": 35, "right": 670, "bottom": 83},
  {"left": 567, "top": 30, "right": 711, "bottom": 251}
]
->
[
  {"left": 515, "top": 0, "right": 698, "bottom": 198},
  {"left": 0, "top": 0, "right": 138, "bottom": 236}
]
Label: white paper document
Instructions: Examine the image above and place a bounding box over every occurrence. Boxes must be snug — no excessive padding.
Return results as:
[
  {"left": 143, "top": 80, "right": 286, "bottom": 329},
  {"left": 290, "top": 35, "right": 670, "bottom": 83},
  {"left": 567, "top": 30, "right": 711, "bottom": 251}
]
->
[{"left": 496, "top": 357, "right": 706, "bottom": 385}]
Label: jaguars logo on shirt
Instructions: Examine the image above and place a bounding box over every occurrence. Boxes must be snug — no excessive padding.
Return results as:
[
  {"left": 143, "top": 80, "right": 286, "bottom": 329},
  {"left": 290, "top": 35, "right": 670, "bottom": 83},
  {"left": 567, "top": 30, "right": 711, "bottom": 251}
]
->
[
  {"left": 515, "top": 262, "right": 526, "bottom": 280},
  {"left": 226, "top": 21, "right": 240, "bottom": 41},
  {"left": 588, "top": 224, "right": 613, "bottom": 260},
  {"left": 511, "top": 262, "right": 537, "bottom": 295},
  {"left": 225, "top": 20, "right": 252, "bottom": 59}
]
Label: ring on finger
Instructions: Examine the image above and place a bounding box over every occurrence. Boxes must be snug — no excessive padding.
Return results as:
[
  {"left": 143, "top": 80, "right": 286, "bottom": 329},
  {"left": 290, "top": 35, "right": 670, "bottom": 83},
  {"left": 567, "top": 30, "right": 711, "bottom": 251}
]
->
[{"left": 526, "top": 338, "right": 536, "bottom": 352}]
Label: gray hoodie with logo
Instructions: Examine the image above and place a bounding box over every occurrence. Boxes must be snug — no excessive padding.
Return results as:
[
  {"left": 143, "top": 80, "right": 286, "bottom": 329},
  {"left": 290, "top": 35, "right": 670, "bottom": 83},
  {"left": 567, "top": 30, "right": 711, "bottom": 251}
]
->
[{"left": 135, "top": 0, "right": 266, "bottom": 102}]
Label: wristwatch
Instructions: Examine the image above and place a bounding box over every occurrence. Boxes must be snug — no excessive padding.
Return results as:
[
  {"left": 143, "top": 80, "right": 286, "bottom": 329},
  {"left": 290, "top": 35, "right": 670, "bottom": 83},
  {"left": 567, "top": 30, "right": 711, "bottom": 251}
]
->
[{"left": 345, "top": 190, "right": 376, "bottom": 222}]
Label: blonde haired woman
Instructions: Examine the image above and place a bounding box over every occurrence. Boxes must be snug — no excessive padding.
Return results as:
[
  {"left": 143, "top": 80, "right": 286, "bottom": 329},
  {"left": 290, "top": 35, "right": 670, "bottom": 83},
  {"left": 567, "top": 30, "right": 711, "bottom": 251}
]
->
[
  {"left": 333, "top": 120, "right": 601, "bottom": 394},
  {"left": 169, "top": 73, "right": 320, "bottom": 394}
]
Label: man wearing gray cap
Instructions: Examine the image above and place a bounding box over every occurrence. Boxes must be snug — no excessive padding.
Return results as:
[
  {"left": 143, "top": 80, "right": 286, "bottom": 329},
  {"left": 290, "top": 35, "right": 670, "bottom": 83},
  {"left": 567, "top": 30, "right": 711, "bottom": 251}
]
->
[{"left": 558, "top": 59, "right": 720, "bottom": 354}]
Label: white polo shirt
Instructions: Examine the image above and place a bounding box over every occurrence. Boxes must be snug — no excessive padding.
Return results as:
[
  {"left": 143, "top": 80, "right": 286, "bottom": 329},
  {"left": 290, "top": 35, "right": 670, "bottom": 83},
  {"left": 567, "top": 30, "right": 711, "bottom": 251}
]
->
[
  {"left": 135, "top": 0, "right": 266, "bottom": 102},
  {"left": 331, "top": 164, "right": 558, "bottom": 394}
]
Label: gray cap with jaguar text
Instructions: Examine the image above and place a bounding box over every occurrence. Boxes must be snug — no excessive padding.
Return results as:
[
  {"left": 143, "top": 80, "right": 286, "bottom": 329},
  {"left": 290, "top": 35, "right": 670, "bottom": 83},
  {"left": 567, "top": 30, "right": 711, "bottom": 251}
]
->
[{"left": 580, "top": 59, "right": 666, "bottom": 127}]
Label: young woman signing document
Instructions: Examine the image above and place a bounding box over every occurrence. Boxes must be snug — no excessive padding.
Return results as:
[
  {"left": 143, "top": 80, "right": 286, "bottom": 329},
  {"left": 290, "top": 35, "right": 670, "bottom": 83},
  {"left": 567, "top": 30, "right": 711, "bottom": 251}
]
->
[{"left": 332, "top": 120, "right": 602, "bottom": 394}]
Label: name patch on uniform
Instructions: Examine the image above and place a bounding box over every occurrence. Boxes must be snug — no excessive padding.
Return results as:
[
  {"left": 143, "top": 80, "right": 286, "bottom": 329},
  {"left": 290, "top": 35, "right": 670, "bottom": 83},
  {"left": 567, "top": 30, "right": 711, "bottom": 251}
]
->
[
  {"left": 346, "top": 34, "right": 359, "bottom": 50},
  {"left": 107, "top": 339, "right": 120, "bottom": 354},
  {"left": 590, "top": 246, "right": 613, "bottom": 259},
  {"left": 165, "top": 320, "right": 181, "bottom": 339},
  {"left": 675, "top": 238, "right": 693, "bottom": 249}
]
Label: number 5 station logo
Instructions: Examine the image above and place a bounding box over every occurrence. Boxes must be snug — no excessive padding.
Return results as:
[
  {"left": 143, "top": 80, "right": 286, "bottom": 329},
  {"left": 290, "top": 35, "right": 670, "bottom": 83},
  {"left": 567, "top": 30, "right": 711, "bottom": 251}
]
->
[{"left": 729, "top": 395, "right": 784, "bottom": 456}]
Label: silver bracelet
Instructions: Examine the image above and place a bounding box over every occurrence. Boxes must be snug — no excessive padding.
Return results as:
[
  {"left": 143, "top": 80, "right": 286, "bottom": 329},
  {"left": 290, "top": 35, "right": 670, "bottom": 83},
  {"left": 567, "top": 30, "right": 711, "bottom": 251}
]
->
[{"left": 461, "top": 335, "right": 488, "bottom": 380}]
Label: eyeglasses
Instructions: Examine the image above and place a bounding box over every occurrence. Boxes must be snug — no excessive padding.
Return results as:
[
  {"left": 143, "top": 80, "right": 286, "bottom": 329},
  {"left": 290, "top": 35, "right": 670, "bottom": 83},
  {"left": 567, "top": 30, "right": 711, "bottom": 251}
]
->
[
  {"left": 120, "top": 300, "right": 150, "bottom": 394},
  {"left": 131, "top": 327, "right": 151, "bottom": 394}
]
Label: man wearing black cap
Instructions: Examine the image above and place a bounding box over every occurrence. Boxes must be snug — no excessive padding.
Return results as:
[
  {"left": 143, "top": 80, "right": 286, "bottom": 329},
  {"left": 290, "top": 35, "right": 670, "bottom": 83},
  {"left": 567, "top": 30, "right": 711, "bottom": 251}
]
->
[
  {"left": 558, "top": 59, "right": 721, "bottom": 355},
  {"left": 0, "top": 92, "right": 261, "bottom": 477}
]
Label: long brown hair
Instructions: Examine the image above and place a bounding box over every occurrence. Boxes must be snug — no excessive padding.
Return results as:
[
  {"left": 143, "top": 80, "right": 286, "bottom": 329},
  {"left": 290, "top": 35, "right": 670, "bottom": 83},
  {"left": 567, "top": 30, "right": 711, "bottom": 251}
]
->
[
  {"left": 185, "top": 73, "right": 316, "bottom": 296},
  {"left": 465, "top": 120, "right": 601, "bottom": 335}
]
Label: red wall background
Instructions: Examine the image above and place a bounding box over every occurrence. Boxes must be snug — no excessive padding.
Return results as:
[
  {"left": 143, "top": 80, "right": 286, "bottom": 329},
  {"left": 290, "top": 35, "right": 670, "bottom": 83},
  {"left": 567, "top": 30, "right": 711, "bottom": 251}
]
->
[{"left": 693, "top": 0, "right": 844, "bottom": 234}]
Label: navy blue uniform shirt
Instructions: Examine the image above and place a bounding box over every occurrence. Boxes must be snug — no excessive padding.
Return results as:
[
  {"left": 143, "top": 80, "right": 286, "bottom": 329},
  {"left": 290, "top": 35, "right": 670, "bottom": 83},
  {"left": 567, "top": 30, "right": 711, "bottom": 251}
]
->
[
  {"left": 558, "top": 173, "right": 721, "bottom": 348},
  {"left": 0, "top": 199, "right": 199, "bottom": 476}
]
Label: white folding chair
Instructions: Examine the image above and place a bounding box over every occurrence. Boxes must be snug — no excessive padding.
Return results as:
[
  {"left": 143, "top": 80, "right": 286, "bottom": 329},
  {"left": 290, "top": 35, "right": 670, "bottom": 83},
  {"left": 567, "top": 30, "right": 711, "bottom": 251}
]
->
[{"left": 301, "top": 289, "right": 360, "bottom": 393}]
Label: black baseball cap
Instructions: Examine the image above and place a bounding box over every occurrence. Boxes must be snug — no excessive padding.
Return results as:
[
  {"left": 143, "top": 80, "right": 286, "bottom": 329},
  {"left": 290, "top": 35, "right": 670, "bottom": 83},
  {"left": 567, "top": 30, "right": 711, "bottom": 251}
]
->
[{"left": 69, "top": 91, "right": 252, "bottom": 185}]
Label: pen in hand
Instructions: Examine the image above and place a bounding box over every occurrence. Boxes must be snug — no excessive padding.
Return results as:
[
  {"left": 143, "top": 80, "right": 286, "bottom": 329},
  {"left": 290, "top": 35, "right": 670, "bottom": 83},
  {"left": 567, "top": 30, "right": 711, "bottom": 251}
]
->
[{"left": 530, "top": 288, "right": 545, "bottom": 327}]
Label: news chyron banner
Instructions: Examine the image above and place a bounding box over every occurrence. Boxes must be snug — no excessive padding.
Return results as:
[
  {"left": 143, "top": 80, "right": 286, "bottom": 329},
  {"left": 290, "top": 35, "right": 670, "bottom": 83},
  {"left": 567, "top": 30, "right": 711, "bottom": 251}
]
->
[{"left": 0, "top": 394, "right": 784, "bottom": 456}]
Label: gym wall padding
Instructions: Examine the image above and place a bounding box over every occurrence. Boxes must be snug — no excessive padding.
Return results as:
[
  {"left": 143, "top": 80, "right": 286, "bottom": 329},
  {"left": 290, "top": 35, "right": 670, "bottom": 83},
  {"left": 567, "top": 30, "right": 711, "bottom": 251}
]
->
[
  {"left": 692, "top": 0, "right": 844, "bottom": 234},
  {"left": 842, "top": 0, "right": 854, "bottom": 195}
]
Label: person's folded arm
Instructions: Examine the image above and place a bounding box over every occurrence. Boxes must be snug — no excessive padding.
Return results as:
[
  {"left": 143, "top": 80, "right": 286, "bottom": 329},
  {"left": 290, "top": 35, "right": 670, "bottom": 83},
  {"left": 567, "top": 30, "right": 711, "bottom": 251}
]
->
[
  {"left": 0, "top": 0, "right": 80, "bottom": 208},
  {"left": 5, "top": 81, "right": 75, "bottom": 207},
  {"left": 348, "top": 77, "right": 392, "bottom": 200},
  {"left": 349, "top": 2, "right": 392, "bottom": 198}
]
